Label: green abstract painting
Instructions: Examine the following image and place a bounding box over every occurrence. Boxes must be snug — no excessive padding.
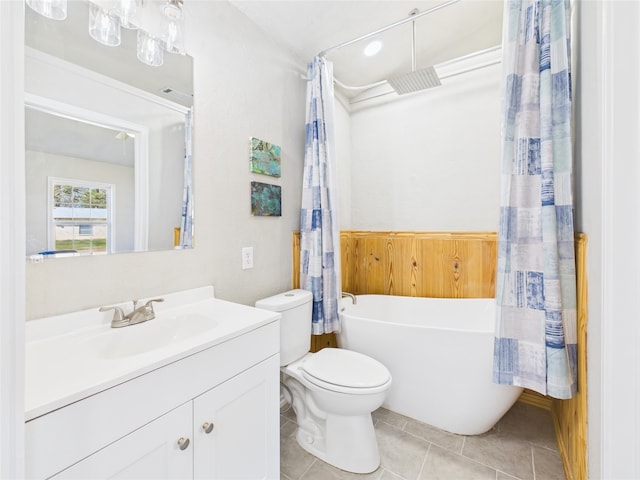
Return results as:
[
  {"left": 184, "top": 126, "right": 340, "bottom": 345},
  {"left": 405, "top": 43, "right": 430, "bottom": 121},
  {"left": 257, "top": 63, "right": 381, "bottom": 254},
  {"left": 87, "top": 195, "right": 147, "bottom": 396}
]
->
[
  {"left": 251, "top": 182, "right": 281, "bottom": 216},
  {"left": 250, "top": 137, "right": 281, "bottom": 177}
]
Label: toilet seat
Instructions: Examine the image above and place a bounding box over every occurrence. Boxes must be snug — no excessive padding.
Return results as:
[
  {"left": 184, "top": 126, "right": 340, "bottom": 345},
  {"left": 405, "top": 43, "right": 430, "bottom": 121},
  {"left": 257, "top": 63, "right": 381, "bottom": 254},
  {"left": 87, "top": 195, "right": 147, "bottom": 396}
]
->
[{"left": 301, "top": 348, "right": 391, "bottom": 395}]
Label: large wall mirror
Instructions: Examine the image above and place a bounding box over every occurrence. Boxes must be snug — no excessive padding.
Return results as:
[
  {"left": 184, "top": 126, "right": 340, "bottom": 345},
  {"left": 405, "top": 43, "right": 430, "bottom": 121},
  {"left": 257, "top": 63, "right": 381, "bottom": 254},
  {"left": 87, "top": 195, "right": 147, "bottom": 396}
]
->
[{"left": 25, "top": 0, "right": 194, "bottom": 258}]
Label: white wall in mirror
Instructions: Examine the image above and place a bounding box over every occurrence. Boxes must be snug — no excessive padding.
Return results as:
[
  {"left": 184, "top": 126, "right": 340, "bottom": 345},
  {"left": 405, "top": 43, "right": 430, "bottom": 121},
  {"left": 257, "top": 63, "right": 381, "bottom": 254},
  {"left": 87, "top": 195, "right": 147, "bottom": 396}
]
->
[{"left": 25, "top": 48, "right": 187, "bottom": 255}]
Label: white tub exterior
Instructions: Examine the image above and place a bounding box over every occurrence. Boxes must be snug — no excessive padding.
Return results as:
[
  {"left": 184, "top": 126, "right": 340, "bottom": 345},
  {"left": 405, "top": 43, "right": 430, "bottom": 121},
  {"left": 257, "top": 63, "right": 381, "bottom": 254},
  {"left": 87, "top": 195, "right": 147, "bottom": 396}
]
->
[{"left": 337, "top": 295, "right": 523, "bottom": 435}]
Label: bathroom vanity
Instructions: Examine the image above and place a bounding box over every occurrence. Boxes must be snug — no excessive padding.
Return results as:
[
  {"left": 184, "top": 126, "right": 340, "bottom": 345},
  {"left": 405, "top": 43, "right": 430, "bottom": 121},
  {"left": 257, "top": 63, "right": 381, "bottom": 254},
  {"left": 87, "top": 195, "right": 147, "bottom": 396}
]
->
[{"left": 25, "top": 287, "right": 280, "bottom": 479}]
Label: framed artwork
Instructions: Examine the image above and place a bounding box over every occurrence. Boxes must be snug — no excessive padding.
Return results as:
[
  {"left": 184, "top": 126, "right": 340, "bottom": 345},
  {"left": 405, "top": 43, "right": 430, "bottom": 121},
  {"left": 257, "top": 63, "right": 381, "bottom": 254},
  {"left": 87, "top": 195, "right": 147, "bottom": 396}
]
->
[
  {"left": 251, "top": 182, "right": 281, "bottom": 216},
  {"left": 250, "top": 137, "right": 281, "bottom": 177}
]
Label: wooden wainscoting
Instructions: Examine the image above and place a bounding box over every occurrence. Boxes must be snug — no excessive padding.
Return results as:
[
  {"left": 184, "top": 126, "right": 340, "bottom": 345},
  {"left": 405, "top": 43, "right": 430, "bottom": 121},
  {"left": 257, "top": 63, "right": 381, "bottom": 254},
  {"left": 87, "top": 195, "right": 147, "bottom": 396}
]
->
[
  {"left": 292, "top": 231, "right": 587, "bottom": 480},
  {"left": 553, "top": 233, "right": 588, "bottom": 480},
  {"left": 292, "top": 230, "right": 497, "bottom": 298}
]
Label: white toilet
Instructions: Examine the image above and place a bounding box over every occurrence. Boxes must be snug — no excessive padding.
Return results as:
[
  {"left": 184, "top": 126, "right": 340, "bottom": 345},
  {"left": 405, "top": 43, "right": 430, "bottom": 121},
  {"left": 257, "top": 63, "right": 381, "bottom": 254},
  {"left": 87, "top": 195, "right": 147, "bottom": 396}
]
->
[{"left": 255, "top": 289, "right": 391, "bottom": 474}]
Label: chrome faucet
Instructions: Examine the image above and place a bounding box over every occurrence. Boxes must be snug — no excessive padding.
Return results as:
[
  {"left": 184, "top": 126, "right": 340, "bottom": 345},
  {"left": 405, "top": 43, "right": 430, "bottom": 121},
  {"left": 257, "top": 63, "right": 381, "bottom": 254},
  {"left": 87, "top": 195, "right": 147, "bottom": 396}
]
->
[
  {"left": 100, "top": 298, "right": 165, "bottom": 328},
  {"left": 341, "top": 292, "right": 357, "bottom": 305}
]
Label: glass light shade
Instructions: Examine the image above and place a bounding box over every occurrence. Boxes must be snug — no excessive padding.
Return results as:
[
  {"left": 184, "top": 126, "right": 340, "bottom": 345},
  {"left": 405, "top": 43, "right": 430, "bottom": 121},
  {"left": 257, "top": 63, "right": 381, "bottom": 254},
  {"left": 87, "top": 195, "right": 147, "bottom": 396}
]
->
[
  {"left": 26, "top": 0, "right": 67, "bottom": 20},
  {"left": 89, "top": 3, "right": 121, "bottom": 46},
  {"left": 137, "top": 29, "right": 164, "bottom": 67},
  {"left": 161, "top": 17, "right": 184, "bottom": 54},
  {"left": 162, "top": 0, "right": 183, "bottom": 22},
  {"left": 118, "top": 0, "right": 141, "bottom": 29}
]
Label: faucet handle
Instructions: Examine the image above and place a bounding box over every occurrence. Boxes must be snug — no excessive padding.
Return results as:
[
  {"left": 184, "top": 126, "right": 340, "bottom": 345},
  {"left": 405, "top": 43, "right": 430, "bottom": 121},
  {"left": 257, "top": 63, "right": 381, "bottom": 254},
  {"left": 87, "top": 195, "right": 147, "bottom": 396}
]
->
[
  {"left": 144, "top": 298, "right": 165, "bottom": 308},
  {"left": 140, "top": 298, "right": 164, "bottom": 321},
  {"left": 99, "top": 305, "right": 126, "bottom": 325},
  {"left": 132, "top": 298, "right": 164, "bottom": 309}
]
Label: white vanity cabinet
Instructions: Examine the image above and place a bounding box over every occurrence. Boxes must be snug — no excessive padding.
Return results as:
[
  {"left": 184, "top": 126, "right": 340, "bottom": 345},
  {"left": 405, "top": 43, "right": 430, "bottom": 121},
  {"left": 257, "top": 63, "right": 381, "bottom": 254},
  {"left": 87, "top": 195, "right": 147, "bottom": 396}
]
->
[
  {"left": 50, "top": 356, "right": 279, "bottom": 480},
  {"left": 26, "top": 301, "right": 280, "bottom": 480}
]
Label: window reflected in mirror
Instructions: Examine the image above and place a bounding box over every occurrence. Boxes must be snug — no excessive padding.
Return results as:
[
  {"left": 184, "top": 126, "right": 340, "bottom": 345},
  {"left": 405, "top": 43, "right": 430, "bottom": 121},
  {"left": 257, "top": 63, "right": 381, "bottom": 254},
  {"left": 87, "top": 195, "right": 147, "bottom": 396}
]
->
[{"left": 50, "top": 179, "right": 112, "bottom": 255}]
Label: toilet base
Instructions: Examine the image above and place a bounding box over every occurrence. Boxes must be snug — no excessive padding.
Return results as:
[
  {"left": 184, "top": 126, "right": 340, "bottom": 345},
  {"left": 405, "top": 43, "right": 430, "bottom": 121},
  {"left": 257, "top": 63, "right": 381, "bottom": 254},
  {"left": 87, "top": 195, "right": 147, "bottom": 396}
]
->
[
  {"left": 282, "top": 355, "right": 387, "bottom": 474},
  {"left": 294, "top": 412, "right": 380, "bottom": 474}
]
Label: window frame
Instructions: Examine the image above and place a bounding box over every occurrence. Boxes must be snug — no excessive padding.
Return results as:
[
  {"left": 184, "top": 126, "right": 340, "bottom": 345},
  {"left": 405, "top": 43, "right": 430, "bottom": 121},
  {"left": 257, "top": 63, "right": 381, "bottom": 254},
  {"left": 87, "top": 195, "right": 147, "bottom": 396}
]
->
[{"left": 47, "top": 176, "right": 116, "bottom": 254}]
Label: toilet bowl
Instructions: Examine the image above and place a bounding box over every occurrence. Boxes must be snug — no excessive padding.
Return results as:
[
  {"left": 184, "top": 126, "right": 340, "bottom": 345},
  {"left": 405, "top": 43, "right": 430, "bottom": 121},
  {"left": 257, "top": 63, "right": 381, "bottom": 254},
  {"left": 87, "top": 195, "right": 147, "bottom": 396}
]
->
[{"left": 255, "top": 290, "right": 391, "bottom": 474}]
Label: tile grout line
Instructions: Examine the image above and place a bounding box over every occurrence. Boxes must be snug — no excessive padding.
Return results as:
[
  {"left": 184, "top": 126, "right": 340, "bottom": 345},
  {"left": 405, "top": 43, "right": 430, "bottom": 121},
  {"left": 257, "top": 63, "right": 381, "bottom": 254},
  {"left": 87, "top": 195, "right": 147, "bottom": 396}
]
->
[
  {"left": 414, "top": 442, "right": 432, "bottom": 480},
  {"left": 531, "top": 445, "right": 537, "bottom": 480},
  {"left": 298, "top": 458, "right": 316, "bottom": 480}
]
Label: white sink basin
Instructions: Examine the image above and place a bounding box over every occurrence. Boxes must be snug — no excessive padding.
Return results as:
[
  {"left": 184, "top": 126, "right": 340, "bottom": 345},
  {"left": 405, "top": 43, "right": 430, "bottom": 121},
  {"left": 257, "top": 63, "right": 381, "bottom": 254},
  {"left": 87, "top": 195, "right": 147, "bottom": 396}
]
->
[
  {"left": 25, "top": 286, "right": 282, "bottom": 421},
  {"left": 81, "top": 313, "right": 219, "bottom": 358}
]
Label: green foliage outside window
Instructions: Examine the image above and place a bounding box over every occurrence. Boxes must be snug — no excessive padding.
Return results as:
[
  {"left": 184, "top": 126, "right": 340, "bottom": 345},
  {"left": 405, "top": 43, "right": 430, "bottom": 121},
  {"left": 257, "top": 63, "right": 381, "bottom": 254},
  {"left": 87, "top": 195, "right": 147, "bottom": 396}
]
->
[{"left": 53, "top": 185, "right": 107, "bottom": 209}]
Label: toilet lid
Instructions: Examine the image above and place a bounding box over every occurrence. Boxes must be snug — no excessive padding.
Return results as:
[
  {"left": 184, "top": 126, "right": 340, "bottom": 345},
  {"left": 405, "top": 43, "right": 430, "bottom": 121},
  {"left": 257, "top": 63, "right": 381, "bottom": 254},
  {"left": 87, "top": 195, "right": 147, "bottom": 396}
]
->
[{"left": 301, "top": 348, "right": 391, "bottom": 389}]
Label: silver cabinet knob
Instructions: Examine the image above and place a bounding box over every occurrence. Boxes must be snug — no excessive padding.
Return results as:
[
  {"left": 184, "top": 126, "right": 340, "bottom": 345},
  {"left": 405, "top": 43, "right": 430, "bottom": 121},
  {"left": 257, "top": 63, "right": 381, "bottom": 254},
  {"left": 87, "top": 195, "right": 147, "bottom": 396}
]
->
[
  {"left": 202, "top": 422, "right": 214, "bottom": 434},
  {"left": 177, "top": 437, "right": 190, "bottom": 450}
]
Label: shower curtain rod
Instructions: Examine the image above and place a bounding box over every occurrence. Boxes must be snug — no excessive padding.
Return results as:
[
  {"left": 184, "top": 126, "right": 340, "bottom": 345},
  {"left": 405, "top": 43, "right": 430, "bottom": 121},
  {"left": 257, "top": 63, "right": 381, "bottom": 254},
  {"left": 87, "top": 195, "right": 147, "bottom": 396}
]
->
[
  {"left": 317, "top": 0, "right": 460, "bottom": 57},
  {"left": 348, "top": 58, "right": 500, "bottom": 104},
  {"left": 334, "top": 44, "right": 502, "bottom": 92}
]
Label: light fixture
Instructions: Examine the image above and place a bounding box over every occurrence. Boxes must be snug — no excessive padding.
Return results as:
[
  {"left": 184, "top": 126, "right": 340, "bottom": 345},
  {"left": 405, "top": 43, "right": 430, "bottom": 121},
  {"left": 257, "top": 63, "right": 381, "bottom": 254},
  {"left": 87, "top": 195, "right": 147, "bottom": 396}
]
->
[
  {"left": 115, "top": 131, "right": 135, "bottom": 140},
  {"left": 161, "top": 18, "right": 182, "bottom": 53},
  {"left": 115, "top": 131, "right": 135, "bottom": 157},
  {"left": 160, "top": 0, "right": 185, "bottom": 53},
  {"left": 25, "top": 0, "right": 187, "bottom": 66},
  {"left": 89, "top": 2, "right": 121, "bottom": 46},
  {"left": 162, "top": 0, "right": 183, "bottom": 21},
  {"left": 119, "top": 0, "right": 142, "bottom": 29},
  {"left": 363, "top": 40, "right": 383, "bottom": 57},
  {"left": 137, "top": 29, "right": 164, "bottom": 67},
  {"left": 26, "top": 0, "right": 67, "bottom": 20}
]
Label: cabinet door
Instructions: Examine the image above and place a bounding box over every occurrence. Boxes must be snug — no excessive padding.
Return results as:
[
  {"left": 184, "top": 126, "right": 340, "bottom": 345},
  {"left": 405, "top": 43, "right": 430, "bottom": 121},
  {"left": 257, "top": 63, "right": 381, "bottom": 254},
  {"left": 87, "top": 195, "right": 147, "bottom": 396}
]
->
[
  {"left": 53, "top": 402, "right": 193, "bottom": 480},
  {"left": 193, "top": 355, "right": 280, "bottom": 480}
]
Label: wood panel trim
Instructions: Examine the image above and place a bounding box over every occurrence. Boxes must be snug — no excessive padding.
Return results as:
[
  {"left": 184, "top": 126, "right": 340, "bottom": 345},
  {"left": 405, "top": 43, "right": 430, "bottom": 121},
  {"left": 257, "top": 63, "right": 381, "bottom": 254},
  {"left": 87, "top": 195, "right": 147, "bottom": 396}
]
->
[
  {"left": 551, "top": 233, "right": 588, "bottom": 480},
  {"left": 519, "top": 390, "right": 553, "bottom": 410}
]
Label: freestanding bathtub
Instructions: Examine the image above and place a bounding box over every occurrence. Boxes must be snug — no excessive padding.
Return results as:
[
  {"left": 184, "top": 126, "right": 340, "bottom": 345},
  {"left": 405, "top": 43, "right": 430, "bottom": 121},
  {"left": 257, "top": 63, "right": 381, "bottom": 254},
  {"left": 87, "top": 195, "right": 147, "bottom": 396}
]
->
[{"left": 337, "top": 294, "right": 523, "bottom": 435}]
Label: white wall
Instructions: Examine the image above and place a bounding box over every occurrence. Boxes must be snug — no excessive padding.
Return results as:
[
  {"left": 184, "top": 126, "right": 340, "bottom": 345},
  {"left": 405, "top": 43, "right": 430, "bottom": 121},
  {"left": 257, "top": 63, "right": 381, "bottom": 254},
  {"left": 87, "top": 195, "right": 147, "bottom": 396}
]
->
[
  {"left": 574, "top": 2, "right": 602, "bottom": 476},
  {"left": 25, "top": 1, "right": 308, "bottom": 319},
  {"left": 345, "top": 62, "right": 501, "bottom": 231},
  {"left": 576, "top": 1, "right": 640, "bottom": 478},
  {"left": 0, "top": 3, "right": 25, "bottom": 477},
  {"left": 335, "top": 96, "right": 352, "bottom": 229},
  {"left": 147, "top": 113, "right": 186, "bottom": 251}
]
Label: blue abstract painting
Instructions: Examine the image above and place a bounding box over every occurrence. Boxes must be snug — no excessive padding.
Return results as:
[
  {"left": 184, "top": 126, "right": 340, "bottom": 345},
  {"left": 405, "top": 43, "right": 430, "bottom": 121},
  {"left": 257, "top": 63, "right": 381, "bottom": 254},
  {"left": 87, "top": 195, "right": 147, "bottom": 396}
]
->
[
  {"left": 251, "top": 182, "right": 281, "bottom": 216},
  {"left": 250, "top": 137, "right": 281, "bottom": 177}
]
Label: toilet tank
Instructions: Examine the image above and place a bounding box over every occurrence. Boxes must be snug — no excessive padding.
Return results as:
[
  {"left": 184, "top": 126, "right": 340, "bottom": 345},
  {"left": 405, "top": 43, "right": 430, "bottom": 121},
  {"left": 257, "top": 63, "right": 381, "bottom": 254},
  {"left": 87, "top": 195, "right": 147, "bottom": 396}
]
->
[{"left": 255, "top": 289, "right": 313, "bottom": 366}]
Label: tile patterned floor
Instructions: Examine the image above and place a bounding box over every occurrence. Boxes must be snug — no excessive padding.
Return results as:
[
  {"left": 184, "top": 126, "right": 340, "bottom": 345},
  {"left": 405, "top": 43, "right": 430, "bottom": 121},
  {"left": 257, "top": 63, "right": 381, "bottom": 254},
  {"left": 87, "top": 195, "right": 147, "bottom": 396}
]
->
[{"left": 280, "top": 402, "right": 565, "bottom": 480}]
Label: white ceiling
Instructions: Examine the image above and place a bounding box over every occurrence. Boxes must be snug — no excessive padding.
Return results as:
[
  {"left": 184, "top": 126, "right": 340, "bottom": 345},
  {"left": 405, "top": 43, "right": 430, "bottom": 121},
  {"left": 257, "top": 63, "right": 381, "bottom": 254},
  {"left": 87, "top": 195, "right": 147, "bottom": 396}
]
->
[
  {"left": 228, "top": 0, "right": 504, "bottom": 97},
  {"left": 25, "top": 108, "right": 135, "bottom": 167}
]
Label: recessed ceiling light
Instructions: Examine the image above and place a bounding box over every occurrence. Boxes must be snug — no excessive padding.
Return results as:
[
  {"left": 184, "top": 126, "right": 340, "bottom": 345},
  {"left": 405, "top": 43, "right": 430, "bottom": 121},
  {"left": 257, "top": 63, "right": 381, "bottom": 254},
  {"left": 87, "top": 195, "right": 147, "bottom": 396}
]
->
[{"left": 363, "top": 40, "right": 383, "bottom": 57}]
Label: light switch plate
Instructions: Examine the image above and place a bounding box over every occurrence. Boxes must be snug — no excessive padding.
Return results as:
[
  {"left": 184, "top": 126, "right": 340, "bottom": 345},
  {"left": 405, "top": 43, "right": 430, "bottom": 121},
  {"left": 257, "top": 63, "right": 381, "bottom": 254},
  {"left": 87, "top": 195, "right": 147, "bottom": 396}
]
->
[{"left": 242, "top": 247, "right": 254, "bottom": 269}]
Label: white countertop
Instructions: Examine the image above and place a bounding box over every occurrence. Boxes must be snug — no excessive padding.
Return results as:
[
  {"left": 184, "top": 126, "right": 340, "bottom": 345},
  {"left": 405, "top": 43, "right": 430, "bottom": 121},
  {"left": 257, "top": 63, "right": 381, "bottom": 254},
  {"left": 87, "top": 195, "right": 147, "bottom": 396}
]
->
[{"left": 25, "top": 286, "right": 280, "bottom": 421}]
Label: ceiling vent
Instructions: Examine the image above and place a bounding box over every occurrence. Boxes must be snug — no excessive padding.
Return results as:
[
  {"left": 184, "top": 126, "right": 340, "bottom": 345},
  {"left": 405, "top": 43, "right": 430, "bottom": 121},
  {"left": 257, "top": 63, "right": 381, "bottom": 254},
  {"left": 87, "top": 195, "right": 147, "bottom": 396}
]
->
[{"left": 160, "top": 87, "right": 193, "bottom": 105}]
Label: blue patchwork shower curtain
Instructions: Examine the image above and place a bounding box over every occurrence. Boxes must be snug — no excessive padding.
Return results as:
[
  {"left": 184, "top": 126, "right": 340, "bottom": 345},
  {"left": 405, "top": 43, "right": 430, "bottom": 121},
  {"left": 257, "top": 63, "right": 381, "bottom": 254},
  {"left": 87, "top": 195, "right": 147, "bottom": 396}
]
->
[
  {"left": 300, "top": 56, "right": 341, "bottom": 335},
  {"left": 493, "top": 0, "right": 577, "bottom": 399}
]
